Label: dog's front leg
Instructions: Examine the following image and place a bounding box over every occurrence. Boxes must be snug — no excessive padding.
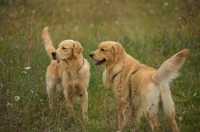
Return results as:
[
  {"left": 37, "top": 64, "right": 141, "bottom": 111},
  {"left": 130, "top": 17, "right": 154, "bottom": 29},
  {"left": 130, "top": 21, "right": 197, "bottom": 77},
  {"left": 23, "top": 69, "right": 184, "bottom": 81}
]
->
[
  {"left": 63, "top": 85, "right": 75, "bottom": 118},
  {"left": 117, "top": 99, "right": 132, "bottom": 132},
  {"left": 117, "top": 108, "right": 123, "bottom": 132},
  {"left": 80, "top": 89, "right": 88, "bottom": 120},
  {"left": 46, "top": 78, "right": 57, "bottom": 110}
]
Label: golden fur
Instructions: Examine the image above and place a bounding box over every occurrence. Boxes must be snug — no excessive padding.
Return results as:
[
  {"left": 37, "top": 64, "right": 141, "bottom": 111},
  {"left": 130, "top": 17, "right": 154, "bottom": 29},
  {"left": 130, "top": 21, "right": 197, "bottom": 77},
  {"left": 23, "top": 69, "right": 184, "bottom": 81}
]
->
[
  {"left": 42, "top": 27, "right": 90, "bottom": 120},
  {"left": 89, "top": 41, "right": 189, "bottom": 132}
]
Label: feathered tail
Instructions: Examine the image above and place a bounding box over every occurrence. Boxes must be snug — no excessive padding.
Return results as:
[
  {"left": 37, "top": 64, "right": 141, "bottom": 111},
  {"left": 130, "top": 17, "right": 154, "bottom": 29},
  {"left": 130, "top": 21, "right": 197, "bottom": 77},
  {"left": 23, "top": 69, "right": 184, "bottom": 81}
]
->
[
  {"left": 152, "top": 49, "right": 189, "bottom": 84},
  {"left": 42, "top": 27, "right": 55, "bottom": 61}
]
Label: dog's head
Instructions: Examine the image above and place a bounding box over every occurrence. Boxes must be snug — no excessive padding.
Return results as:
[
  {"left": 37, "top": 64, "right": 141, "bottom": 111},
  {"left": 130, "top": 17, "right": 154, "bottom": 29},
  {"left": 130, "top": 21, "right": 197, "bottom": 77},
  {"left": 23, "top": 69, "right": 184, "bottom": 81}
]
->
[
  {"left": 89, "top": 41, "right": 124, "bottom": 66},
  {"left": 52, "top": 40, "right": 83, "bottom": 60}
]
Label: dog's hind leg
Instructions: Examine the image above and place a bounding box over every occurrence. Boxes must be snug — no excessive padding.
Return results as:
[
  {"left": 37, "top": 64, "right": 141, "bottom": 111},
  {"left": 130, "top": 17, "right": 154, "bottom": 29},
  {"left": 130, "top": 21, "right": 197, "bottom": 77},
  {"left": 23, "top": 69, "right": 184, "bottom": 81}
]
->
[
  {"left": 168, "top": 114, "right": 179, "bottom": 132},
  {"left": 142, "top": 85, "right": 160, "bottom": 132},
  {"left": 160, "top": 84, "right": 179, "bottom": 132},
  {"left": 130, "top": 107, "right": 142, "bottom": 132}
]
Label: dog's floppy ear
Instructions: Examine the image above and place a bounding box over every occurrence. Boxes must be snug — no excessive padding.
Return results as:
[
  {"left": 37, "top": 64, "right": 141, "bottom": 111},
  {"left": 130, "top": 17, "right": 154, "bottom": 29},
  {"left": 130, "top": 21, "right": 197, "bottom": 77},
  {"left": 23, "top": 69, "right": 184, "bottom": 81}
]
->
[
  {"left": 73, "top": 41, "right": 83, "bottom": 58},
  {"left": 112, "top": 42, "right": 124, "bottom": 60}
]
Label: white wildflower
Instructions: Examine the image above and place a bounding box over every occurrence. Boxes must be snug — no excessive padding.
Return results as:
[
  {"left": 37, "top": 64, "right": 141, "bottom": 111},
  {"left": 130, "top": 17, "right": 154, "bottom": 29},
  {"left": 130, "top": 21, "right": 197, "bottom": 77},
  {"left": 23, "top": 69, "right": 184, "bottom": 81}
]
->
[
  {"left": 22, "top": 71, "right": 27, "bottom": 74},
  {"left": 30, "top": 90, "right": 34, "bottom": 93},
  {"left": 25, "top": 67, "right": 31, "bottom": 70},
  {"left": 6, "top": 102, "right": 12, "bottom": 107},
  {"left": 89, "top": 23, "right": 94, "bottom": 28},
  {"left": 150, "top": 10, "right": 154, "bottom": 13},
  {"left": 65, "top": 8, "right": 70, "bottom": 13},
  {"left": 178, "top": 116, "right": 182, "bottom": 121},
  {"left": 105, "top": 0, "right": 109, "bottom": 4},
  {"left": 14, "top": 96, "right": 20, "bottom": 101},
  {"left": 74, "top": 25, "right": 78, "bottom": 32},
  {"left": 193, "top": 92, "right": 197, "bottom": 96},
  {"left": 164, "top": 2, "right": 168, "bottom": 6}
]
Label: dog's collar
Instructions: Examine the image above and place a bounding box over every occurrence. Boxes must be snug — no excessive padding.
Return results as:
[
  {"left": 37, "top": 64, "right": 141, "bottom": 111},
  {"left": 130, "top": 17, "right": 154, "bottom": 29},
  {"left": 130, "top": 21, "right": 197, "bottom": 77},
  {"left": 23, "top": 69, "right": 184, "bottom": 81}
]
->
[
  {"left": 128, "top": 65, "right": 147, "bottom": 84},
  {"left": 131, "top": 68, "right": 139, "bottom": 74},
  {"left": 111, "top": 70, "right": 121, "bottom": 81},
  {"left": 111, "top": 60, "right": 125, "bottom": 81},
  {"left": 76, "top": 59, "right": 84, "bottom": 73}
]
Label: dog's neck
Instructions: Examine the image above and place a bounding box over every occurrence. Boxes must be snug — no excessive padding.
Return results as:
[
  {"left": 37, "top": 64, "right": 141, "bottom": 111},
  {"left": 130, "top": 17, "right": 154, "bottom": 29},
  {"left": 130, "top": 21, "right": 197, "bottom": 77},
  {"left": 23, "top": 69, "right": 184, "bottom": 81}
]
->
[
  {"left": 103, "top": 53, "right": 127, "bottom": 87},
  {"left": 103, "top": 52, "right": 141, "bottom": 87},
  {"left": 106, "top": 52, "right": 127, "bottom": 73},
  {"left": 62, "top": 54, "right": 84, "bottom": 72}
]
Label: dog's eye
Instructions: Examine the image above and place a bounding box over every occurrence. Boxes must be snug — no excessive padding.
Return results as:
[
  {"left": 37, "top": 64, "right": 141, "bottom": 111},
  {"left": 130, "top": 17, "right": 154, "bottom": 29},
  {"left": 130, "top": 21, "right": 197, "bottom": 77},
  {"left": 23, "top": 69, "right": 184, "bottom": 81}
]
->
[
  {"left": 101, "top": 48, "right": 105, "bottom": 52},
  {"left": 62, "top": 47, "right": 66, "bottom": 49}
]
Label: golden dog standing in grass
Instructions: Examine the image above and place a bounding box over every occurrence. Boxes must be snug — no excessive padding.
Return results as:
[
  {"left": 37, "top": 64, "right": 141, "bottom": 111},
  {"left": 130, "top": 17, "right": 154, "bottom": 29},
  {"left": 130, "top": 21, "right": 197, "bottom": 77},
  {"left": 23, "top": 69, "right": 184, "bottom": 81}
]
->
[
  {"left": 89, "top": 41, "right": 188, "bottom": 132},
  {"left": 42, "top": 27, "right": 90, "bottom": 120}
]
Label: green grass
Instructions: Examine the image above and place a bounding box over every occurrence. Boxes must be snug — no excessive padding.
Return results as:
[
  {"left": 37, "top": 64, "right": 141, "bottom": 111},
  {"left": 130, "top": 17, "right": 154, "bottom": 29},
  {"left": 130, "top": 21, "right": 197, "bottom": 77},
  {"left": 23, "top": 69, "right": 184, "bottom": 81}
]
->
[{"left": 0, "top": 0, "right": 199, "bottom": 131}]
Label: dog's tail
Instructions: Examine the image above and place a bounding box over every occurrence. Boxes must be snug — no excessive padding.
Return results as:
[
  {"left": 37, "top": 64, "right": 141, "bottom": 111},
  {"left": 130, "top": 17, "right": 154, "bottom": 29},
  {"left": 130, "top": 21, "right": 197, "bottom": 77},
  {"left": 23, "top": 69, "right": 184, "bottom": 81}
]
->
[
  {"left": 152, "top": 49, "right": 189, "bottom": 84},
  {"left": 42, "top": 27, "right": 55, "bottom": 61}
]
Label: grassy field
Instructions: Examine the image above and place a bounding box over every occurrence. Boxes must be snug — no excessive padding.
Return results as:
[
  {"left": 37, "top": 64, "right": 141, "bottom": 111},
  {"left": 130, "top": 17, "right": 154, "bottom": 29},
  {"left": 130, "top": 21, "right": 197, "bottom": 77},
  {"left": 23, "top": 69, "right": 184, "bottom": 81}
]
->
[{"left": 0, "top": 0, "right": 199, "bottom": 131}]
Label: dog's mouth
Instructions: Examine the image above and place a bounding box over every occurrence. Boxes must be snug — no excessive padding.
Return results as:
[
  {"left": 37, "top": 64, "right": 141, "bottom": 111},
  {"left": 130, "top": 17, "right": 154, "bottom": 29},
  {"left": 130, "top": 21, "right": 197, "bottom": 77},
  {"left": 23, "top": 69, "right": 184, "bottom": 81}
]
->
[
  {"left": 52, "top": 56, "right": 56, "bottom": 60},
  {"left": 94, "top": 59, "right": 106, "bottom": 66},
  {"left": 52, "top": 56, "right": 67, "bottom": 63}
]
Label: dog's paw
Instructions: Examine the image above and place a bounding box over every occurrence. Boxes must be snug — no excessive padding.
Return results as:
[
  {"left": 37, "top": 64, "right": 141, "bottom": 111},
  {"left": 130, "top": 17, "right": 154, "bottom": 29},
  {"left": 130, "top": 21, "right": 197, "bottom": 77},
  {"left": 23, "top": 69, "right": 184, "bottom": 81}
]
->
[
  {"left": 83, "top": 115, "right": 88, "bottom": 120},
  {"left": 116, "top": 128, "right": 121, "bottom": 132},
  {"left": 68, "top": 113, "right": 75, "bottom": 119}
]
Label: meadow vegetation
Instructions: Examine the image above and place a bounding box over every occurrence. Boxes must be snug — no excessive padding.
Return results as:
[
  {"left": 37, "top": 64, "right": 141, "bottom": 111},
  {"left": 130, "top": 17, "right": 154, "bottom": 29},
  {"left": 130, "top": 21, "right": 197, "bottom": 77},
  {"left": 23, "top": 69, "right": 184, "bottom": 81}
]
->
[{"left": 0, "top": 0, "right": 199, "bottom": 131}]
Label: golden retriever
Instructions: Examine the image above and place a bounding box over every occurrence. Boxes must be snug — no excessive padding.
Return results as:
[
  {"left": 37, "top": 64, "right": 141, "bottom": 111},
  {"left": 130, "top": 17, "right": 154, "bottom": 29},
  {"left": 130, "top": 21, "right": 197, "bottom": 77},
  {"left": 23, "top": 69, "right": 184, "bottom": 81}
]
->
[
  {"left": 42, "top": 27, "right": 90, "bottom": 120},
  {"left": 89, "top": 41, "right": 189, "bottom": 132}
]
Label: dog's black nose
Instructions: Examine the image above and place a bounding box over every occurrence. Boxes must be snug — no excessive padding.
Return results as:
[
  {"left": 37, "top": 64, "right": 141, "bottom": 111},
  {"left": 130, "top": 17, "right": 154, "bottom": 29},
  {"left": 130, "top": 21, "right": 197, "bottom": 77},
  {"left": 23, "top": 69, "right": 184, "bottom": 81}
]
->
[
  {"left": 51, "top": 51, "right": 56, "bottom": 56},
  {"left": 89, "top": 53, "right": 94, "bottom": 58},
  {"left": 51, "top": 52, "right": 56, "bottom": 59}
]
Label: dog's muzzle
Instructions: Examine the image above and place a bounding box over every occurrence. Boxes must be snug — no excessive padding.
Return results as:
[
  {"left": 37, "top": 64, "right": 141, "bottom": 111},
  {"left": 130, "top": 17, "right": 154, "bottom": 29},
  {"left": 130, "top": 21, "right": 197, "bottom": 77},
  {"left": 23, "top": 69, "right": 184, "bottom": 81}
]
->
[{"left": 51, "top": 51, "right": 56, "bottom": 60}]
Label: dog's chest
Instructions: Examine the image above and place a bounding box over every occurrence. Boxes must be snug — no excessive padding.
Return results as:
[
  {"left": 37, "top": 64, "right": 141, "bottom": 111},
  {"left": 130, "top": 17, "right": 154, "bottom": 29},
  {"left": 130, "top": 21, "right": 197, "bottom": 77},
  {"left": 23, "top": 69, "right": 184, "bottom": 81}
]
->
[
  {"left": 63, "top": 71, "right": 79, "bottom": 80},
  {"left": 66, "top": 81, "right": 82, "bottom": 95}
]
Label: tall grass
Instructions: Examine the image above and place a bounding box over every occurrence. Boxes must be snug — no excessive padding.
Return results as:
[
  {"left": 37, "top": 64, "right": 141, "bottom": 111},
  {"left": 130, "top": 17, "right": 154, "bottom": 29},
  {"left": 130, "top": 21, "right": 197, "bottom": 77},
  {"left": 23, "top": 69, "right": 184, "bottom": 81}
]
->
[{"left": 0, "top": 0, "right": 199, "bottom": 131}]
